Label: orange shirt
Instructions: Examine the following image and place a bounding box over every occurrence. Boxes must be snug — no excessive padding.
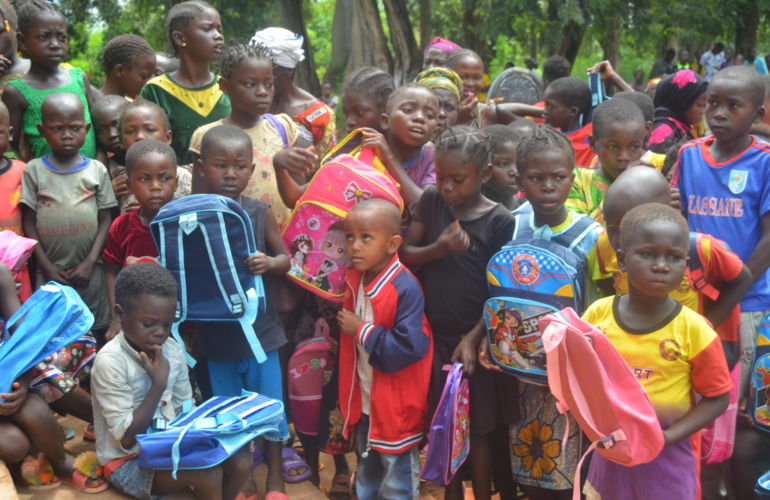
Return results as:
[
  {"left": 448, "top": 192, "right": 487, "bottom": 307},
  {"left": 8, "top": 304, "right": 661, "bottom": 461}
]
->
[
  {"left": 0, "top": 159, "right": 32, "bottom": 300},
  {"left": 566, "top": 123, "right": 596, "bottom": 168}
]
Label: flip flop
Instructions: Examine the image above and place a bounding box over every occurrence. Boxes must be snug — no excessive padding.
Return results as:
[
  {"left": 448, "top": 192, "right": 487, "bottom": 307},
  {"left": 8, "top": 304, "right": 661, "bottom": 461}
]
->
[
  {"left": 61, "top": 469, "right": 109, "bottom": 494},
  {"left": 264, "top": 492, "right": 289, "bottom": 500},
  {"left": 20, "top": 453, "right": 61, "bottom": 491},
  {"left": 281, "top": 447, "right": 311, "bottom": 483},
  {"left": 83, "top": 423, "right": 96, "bottom": 442},
  {"left": 62, "top": 426, "right": 75, "bottom": 441},
  {"left": 235, "top": 494, "right": 259, "bottom": 500},
  {"left": 328, "top": 473, "right": 353, "bottom": 500}
]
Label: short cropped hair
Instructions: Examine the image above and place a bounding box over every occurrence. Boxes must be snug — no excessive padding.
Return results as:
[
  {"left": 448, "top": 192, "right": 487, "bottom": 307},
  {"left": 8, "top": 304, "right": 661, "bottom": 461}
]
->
[
  {"left": 619, "top": 202, "right": 689, "bottom": 252},
  {"left": 347, "top": 198, "right": 402, "bottom": 237},
  {"left": 125, "top": 139, "right": 177, "bottom": 174},
  {"left": 546, "top": 77, "right": 591, "bottom": 115},
  {"left": 614, "top": 91, "right": 654, "bottom": 123},
  {"left": 592, "top": 98, "right": 646, "bottom": 138},
  {"left": 484, "top": 124, "right": 522, "bottom": 153},
  {"left": 384, "top": 82, "right": 434, "bottom": 114},
  {"left": 199, "top": 124, "right": 253, "bottom": 159},
  {"left": 542, "top": 55, "right": 571, "bottom": 84},
  {"left": 119, "top": 99, "right": 171, "bottom": 133},
  {"left": 713, "top": 65, "right": 766, "bottom": 107},
  {"left": 115, "top": 262, "right": 178, "bottom": 313}
]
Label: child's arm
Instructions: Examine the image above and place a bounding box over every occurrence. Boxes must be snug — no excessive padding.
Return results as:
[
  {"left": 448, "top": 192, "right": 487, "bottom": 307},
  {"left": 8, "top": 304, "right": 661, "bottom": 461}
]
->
[
  {"left": 81, "top": 73, "right": 97, "bottom": 111},
  {"left": 587, "top": 60, "right": 634, "bottom": 93},
  {"left": 244, "top": 208, "right": 290, "bottom": 275},
  {"left": 273, "top": 147, "right": 317, "bottom": 208},
  {"left": 745, "top": 213, "right": 770, "bottom": 288},
  {"left": 706, "top": 263, "right": 752, "bottom": 328},
  {"left": 451, "top": 318, "right": 485, "bottom": 375},
  {"left": 0, "top": 263, "right": 20, "bottom": 319},
  {"left": 119, "top": 345, "right": 169, "bottom": 449},
  {"left": 1, "top": 85, "right": 27, "bottom": 159},
  {"left": 662, "top": 392, "right": 729, "bottom": 446},
  {"left": 22, "top": 206, "right": 70, "bottom": 284},
  {"left": 104, "top": 261, "right": 121, "bottom": 342},
  {"left": 484, "top": 102, "right": 544, "bottom": 126},
  {"left": 336, "top": 282, "right": 430, "bottom": 373},
  {"left": 359, "top": 128, "right": 425, "bottom": 206},
  {"left": 401, "top": 219, "right": 470, "bottom": 266},
  {"left": 67, "top": 208, "right": 112, "bottom": 288}
]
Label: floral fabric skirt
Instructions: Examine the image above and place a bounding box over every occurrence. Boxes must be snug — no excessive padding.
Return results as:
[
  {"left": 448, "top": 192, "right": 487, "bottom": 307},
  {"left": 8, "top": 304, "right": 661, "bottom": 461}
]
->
[{"left": 29, "top": 332, "right": 96, "bottom": 403}]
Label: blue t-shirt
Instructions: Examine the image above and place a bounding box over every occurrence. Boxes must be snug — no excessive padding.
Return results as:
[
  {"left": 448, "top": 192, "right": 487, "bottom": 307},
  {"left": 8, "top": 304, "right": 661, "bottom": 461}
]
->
[
  {"left": 745, "top": 57, "right": 769, "bottom": 75},
  {"left": 671, "top": 135, "right": 770, "bottom": 311}
]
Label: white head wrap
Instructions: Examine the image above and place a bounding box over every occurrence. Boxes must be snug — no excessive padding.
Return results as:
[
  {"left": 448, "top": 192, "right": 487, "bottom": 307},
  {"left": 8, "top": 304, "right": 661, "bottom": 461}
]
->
[{"left": 250, "top": 27, "right": 305, "bottom": 69}]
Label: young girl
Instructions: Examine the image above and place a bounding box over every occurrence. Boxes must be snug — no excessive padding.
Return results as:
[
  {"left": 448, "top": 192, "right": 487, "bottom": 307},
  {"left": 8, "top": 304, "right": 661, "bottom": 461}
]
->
[
  {"left": 99, "top": 34, "right": 156, "bottom": 100},
  {"left": 140, "top": 0, "right": 229, "bottom": 165},
  {"left": 340, "top": 66, "right": 395, "bottom": 134},
  {"left": 447, "top": 49, "right": 485, "bottom": 126},
  {"left": 647, "top": 69, "right": 708, "bottom": 155},
  {"left": 401, "top": 126, "right": 517, "bottom": 500},
  {"left": 417, "top": 66, "right": 463, "bottom": 129},
  {"left": 2, "top": 0, "right": 97, "bottom": 160},
  {"left": 0, "top": 0, "right": 29, "bottom": 95},
  {"left": 482, "top": 124, "right": 526, "bottom": 210}
]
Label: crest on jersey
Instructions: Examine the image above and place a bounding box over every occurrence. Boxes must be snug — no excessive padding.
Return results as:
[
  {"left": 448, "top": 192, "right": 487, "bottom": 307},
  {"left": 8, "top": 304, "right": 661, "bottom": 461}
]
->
[{"left": 729, "top": 169, "right": 748, "bottom": 194}]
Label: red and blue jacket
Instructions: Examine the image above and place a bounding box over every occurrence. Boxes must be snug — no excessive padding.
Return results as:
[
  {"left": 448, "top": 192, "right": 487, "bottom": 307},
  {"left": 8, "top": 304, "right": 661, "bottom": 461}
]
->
[{"left": 339, "top": 254, "right": 433, "bottom": 454}]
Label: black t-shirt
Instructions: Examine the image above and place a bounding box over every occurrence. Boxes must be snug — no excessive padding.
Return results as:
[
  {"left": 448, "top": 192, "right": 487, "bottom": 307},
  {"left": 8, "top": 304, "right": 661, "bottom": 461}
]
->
[
  {"left": 197, "top": 196, "right": 287, "bottom": 361},
  {"left": 414, "top": 188, "right": 515, "bottom": 345}
]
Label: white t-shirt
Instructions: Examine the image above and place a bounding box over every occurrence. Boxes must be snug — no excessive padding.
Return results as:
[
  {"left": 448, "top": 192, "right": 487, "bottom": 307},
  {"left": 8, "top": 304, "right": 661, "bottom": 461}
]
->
[{"left": 355, "top": 278, "right": 374, "bottom": 415}]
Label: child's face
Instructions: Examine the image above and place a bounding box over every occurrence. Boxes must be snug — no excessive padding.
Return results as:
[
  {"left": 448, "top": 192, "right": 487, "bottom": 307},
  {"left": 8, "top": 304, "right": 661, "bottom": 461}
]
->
[
  {"left": 682, "top": 92, "right": 708, "bottom": 127},
  {"left": 342, "top": 91, "right": 382, "bottom": 133},
  {"left": 383, "top": 87, "right": 438, "bottom": 148},
  {"left": 221, "top": 57, "right": 274, "bottom": 117},
  {"left": 20, "top": 11, "right": 67, "bottom": 68},
  {"left": 433, "top": 88, "right": 459, "bottom": 128},
  {"left": 423, "top": 48, "right": 448, "bottom": 70},
  {"left": 619, "top": 219, "right": 689, "bottom": 298},
  {"left": 543, "top": 89, "right": 576, "bottom": 131},
  {"left": 118, "top": 293, "right": 177, "bottom": 354},
  {"left": 517, "top": 149, "right": 574, "bottom": 218},
  {"left": 93, "top": 104, "right": 124, "bottom": 155},
  {"left": 344, "top": 209, "right": 399, "bottom": 274},
  {"left": 175, "top": 7, "right": 223, "bottom": 62},
  {"left": 436, "top": 151, "right": 487, "bottom": 208},
  {"left": 197, "top": 140, "right": 254, "bottom": 199},
  {"left": 39, "top": 106, "right": 88, "bottom": 157},
  {"left": 118, "top": 53, "right": 157, "bottom": 99},
  {"left": 452, "top": 56, "right": 484, "bottom": 96},
  {"left": 488, "top": 141, "right": 519, "bottom": 195},
  {"left": 128, "top": 152, "right": 178, "bottom": 217},
  {"left": 591, "top": 120, "right": 646, "bottom": 180},
  {"left": 121, "top": 107, "right": 171, "bottom": 149},
  {"left": 706, "top": 78, "right": 765, "bottom": 143}
]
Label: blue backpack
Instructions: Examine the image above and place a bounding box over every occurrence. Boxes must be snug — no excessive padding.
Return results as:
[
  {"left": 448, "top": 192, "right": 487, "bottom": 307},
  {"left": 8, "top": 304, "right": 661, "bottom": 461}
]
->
[
  {"left": 0, "top": 282, "right": 94, "bottom": 396},
  {"left": 483, "top": 210, "right": 598, "bottom": 384},
  {"left": 137, "top": 391, "right": 283, "bottom": 477},
  {"left": 750, "top": 314, "right": 770, "bottom": 432},
  {"left": 151, "top": 194, "right": 267, "bottom": 366}
]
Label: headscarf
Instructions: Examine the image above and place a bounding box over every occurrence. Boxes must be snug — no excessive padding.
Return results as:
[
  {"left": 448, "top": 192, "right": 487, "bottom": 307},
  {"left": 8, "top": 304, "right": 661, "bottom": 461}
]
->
[
  {"left": 250, "top": 27, "right": 305, "bottom": 69},
  {"left": 417, "top": 67, "right": 463, "bottom": 101},
  {"left": 423, "top": 36, "right": 461, "bottom": 56},
  {"left": 647, "top": 69, "right": 708, "bottom": 154}
]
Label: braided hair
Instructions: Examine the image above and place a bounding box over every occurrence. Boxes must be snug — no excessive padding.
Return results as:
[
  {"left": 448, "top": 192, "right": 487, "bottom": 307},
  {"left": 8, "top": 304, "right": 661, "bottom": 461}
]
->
[
  {"left": 101, "top": 34, "right": 154, "bottom": 74},
  {"left": 515, "top": 124, "right": 575, "bottom": 174},
  {"left": 165, "top": 0, "right": 215, "bottom": 56},
  {"left": 343, "top": 66, "right": 395, "bottom": 113},
  {"left": 219, "top": 40, "right": 271, "bottom": 79},
  {"left": 434, "top": 125, "right": 491, "bottom": 172},
  {"left": 16, "top": 0, "right": 62, "bottom": 35}
]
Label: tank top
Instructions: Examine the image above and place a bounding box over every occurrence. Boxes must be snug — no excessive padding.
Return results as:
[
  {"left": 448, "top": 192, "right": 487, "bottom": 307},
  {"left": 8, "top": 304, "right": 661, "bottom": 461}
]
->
[{"left": 8, "top": 67, "right": 97, "bottom": 159}]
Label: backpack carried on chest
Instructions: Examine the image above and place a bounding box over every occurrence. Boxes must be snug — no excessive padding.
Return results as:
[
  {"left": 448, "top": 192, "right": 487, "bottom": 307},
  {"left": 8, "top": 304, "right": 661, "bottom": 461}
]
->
[
  {"left": 750, "top": 314, "right": 770, "bottom": 432},
  {"left": 0, "top": 282, "right": 94, "bottom": 396},
  {"left": 483, "top": 211, "right": 595, "bottom": 383},
  {"left": 421, "top": 363, "right": 470, "bottom": 487},
  {"left": 151, "top": 194, "right": 267, "bottom": 366},
  {"left": 137, "top": 391, "right": 283, "bottom": 478},
  {"left": 282, "top": 149, "right": 403, "bottom": 302}
]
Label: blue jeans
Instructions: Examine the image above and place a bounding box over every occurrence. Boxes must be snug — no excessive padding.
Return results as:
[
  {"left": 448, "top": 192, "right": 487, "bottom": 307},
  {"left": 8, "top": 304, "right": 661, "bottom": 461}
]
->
[{"left": 355, "top": 414, "right": 420, "bottom": 500}]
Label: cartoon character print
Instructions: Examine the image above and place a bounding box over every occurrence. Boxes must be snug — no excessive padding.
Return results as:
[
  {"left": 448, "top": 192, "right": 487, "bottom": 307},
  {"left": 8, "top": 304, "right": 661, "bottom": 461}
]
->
[
  {"left": 289, "top": 234, "right": 313, "bottom": 277},
  {"left": 450, "top": 380, "right": 470, "bottom": 472},
  {"left": 494, "top": 307, "right": 530, "bottom": 369},
  {"left": 313, "top": 222, "right": 349, "bottom": 293}
]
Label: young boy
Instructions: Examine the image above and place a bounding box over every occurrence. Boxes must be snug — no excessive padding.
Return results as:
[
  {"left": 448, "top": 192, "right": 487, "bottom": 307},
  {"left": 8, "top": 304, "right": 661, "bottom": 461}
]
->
[
  {"left": 92, "top": 95, "right": 130, "bottom": 211},
  {"left": 336, "top": 198, "right": 433, "bottom": 500},
  {"left": 543, "top": 76, "right": 595, "bottom": 167},
  {"left": 565, "top": 98, "right": 647, "bottom": 225},
  {"left": 582, "top": 203, "right": 731, "bottom": 499},
  {"left": 195, "top": 124, "right": 293, "bottom": 499},
  {"left": 669, "top": 65, "right": 770, "bottom": 397},
  {"left": 91, "top": 262, "right": 253, "bottom": 499},
  {"left": 103, "top": 140, "right": 179, "bottom": 341},
  {"left": 20, "top": 92, "right": 117, "bottom": 338}
]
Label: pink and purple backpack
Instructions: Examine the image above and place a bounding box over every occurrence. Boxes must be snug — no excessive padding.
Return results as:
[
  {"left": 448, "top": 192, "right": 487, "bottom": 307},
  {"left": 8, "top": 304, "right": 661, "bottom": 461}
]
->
[
  {"left": 0, "top": 230, "right": 36, "bottom": 275},
  {"left": 281, "top": 149, "right": 403, "bottom": 301},
  {"left": 421, "top": 363, "right": 470, "bottom": 486}
]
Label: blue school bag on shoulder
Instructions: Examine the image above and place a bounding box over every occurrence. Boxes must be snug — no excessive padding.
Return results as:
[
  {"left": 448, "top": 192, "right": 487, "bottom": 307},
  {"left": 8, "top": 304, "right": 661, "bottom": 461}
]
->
[
  {"left": 483, "top": 210, "right": 597, "bottom": 384},
  {"left": 137, "top": 391, "right": 283, "bottom": 478},
  {"left": 151, "top": 194, "right": 267, "bottom": 366},
  {"left": 0, "top": 282, "right": 93, "bottom": 396},
  {"left": 750, "top": 314, "right": 770, "bottom": 432}
]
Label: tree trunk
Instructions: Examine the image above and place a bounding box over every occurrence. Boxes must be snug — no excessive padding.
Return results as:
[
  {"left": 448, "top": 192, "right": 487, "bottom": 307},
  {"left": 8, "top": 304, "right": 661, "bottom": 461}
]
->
[
  {"left": 462, "top": 0, "right": 485, "bottom": 60},
  {"left": 558, "top": 22, "right": 586, "bottom": 66},
  {"left": 420, "top": 0, "right": 432, "bottom": 49},
  {"left": 383, "top": 0, "right": 421, "bottom": 85},
  {"left": 325, "top": 0, "right": 353, "bottom": 86},
  {"left": 278, "top": 0, "right": 321, "bottom": 96},
  {"left": 601, "top": 14, "right": 621, "bottom": 71},
  {"left": 735, "top": 0, "right": 759, "bottom": 57},
  {"left": 348, "top": 0, "right": 392, "bottom": 74}
]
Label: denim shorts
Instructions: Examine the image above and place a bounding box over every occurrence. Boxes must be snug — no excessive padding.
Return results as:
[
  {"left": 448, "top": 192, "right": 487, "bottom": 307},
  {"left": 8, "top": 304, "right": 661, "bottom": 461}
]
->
[{"left": 107, "top": 457, "right": 162, "bottom": 500}]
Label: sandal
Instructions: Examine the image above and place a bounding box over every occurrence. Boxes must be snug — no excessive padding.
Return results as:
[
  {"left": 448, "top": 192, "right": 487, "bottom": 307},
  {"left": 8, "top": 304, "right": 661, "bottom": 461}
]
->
[
  {"left": 235, "top": 494, "right": 259, "bottom": 500},
  {"left": 62, "top": 426, "right": 75, "bottom": 441},
  {"left": 20, "top": 453, "right": 60, "bottom": 491},
  {"left": 281, "top": 447, "right": 311, "bottom": 483},
  {"left": 264, "top": 492, "right": 289, "bottom": 500},
  {"left": 61, "top": 469, "right": 109, "bottom": 494},
  {"left": 83, "top": 423, "right": 96, "bottom": 442},
  {"left": 328, "top": 473, "right": 353, "bottom": 500}
]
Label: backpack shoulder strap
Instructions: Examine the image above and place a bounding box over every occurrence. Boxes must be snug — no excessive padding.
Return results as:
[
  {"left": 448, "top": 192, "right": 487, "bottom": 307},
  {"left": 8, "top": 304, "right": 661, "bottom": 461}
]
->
[
  {"left": 512, "top": 211, "right": 533, "bottom": 240},
  {"left": 561, "top": 214, "right": 600, "bottom": 252},
  {"left": 262, "top": 114, "right": 289, "bottom": 149},
  {"left": 687, "top": 232, "right": 719, "bottom": 301}
]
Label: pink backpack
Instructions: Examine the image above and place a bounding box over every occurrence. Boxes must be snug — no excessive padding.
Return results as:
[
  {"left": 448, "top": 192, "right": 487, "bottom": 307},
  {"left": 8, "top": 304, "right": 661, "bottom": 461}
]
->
[
  {"left": 701, "top": 363, "right": 739, "bottom": 464},
  {"left": 540, "top": 308, "right": 664, "bottom": 498},
  {"left": 287, "top": 318, "right": 337, "bottom": 436},
  {"left": 0, "top": 230, "right": 36, "bottom": 274},
  {"left": 281, "top": 149, "right": 403, "bottom": 301}
]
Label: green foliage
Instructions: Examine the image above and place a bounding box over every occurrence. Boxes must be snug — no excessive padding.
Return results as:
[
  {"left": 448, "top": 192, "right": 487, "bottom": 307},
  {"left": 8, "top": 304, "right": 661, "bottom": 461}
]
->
[{"left": 305, "top": 0, "right": 335, "bottom": 83}]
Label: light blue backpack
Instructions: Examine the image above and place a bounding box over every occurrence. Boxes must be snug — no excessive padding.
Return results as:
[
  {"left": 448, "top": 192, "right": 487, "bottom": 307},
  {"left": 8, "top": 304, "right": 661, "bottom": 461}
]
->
[
  {"left": 0, "top": 282, "right": 94, "bottom": 396},
  {"left": 151, "top": 194, "right": 267, "bottom": 366},
  {"left": 137, "top": 391, "right": 283, "bottom": 477}
]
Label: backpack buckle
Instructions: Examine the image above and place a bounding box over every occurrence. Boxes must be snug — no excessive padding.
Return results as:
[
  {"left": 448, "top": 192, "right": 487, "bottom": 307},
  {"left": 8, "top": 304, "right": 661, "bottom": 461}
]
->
[
  {"left": 175, "top": 303, "right": 182, "bottom": 321},
  {"left": 598, "top": 434, "right": 617, "bottom": 449},
  {"left": 180, "top": 213, "right": 198, "bottom": 235},
  {"left": 230, "top": 294, "right": 244, "bottom": 316}
]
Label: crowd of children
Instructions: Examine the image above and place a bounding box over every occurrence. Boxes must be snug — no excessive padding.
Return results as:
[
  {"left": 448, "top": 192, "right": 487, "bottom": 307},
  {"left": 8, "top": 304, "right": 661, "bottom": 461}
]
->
[{"left": 0, "top": 1, "right": 769, "bottom": 499}]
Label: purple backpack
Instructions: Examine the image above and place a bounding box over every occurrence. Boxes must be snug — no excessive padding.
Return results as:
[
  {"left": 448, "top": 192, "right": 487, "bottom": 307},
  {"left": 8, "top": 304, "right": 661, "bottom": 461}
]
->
[{"left": 421, "top": 363, "right": 470, "bottom": 486}]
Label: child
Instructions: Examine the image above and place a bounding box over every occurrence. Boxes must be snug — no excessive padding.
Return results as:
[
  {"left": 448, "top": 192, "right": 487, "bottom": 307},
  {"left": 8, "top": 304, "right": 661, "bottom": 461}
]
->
[
  {"left": 336, "top": 198, "right": 433, "bottom": 499},
  {"left": 669, "top": 65, "right": 770, "bottom": 398},
  {"left": 20, "top": 92, "right": 116, "bottom": 339},
  {"left": 417, "top": 66, "right": 463, "bottom": 129},
  {"left": 447, "top": 49, "right": 484, "bottom": 125},
  {"left": 482, "top": 124, "right": 526, "bottom": 210},
  {"left": 402, "top": 126, "right": 515, "bottom": 500},
  {"left": 92, "top": 95, "right": 129, "bottom": 173},
  {"left": 0, "top": 0, "right": 29, "bottom": 94},
  {"left": 2, "top": 0, "right": 97, "bottom": 160},
  {"left": 341, "top": 66, "right": 395, "bottom": 134},
  {"left": 542, "top": 76, "right": 595, "bottom": 167},
  {"left": 188, "top": 40, "right": 305, "bottom": 225},
  {"left": 195, "top": 124, "right": 292, "bottom": 500},
  {"left": 99, "top": 34, "right": 156, "bottom": 100},
  {"left": 581, "top": 203, "right": 731, "bottom": 499},
  {"left": 91, "top": 262, "right": 253, "bottom": 499},
  {"left": 567, "top": 97, "right": 647, "bottom": 224},
  {"left": 422, "top": 36, "right": 461, "bottom": 70},
  {"left": 647, "top": 69, "right": 708, "bottom": 155},
  {"left": 103, "top": 140, "right": 179, "bottom": 341},
  {"left": 140, "top": 0, "right": 229, "bottom": 165},
  {"left": 478, "top": 125, "right": 603, "bottom": 500}
]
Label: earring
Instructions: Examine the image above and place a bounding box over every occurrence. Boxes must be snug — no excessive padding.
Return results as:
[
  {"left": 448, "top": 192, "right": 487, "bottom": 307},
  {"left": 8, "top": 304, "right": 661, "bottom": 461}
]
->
[
  {"left": 181, "top": 41, "right": 187, "bottom": 47},
  {"left": 3, "top": 20, "right": 10, "bottom": 33}
]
